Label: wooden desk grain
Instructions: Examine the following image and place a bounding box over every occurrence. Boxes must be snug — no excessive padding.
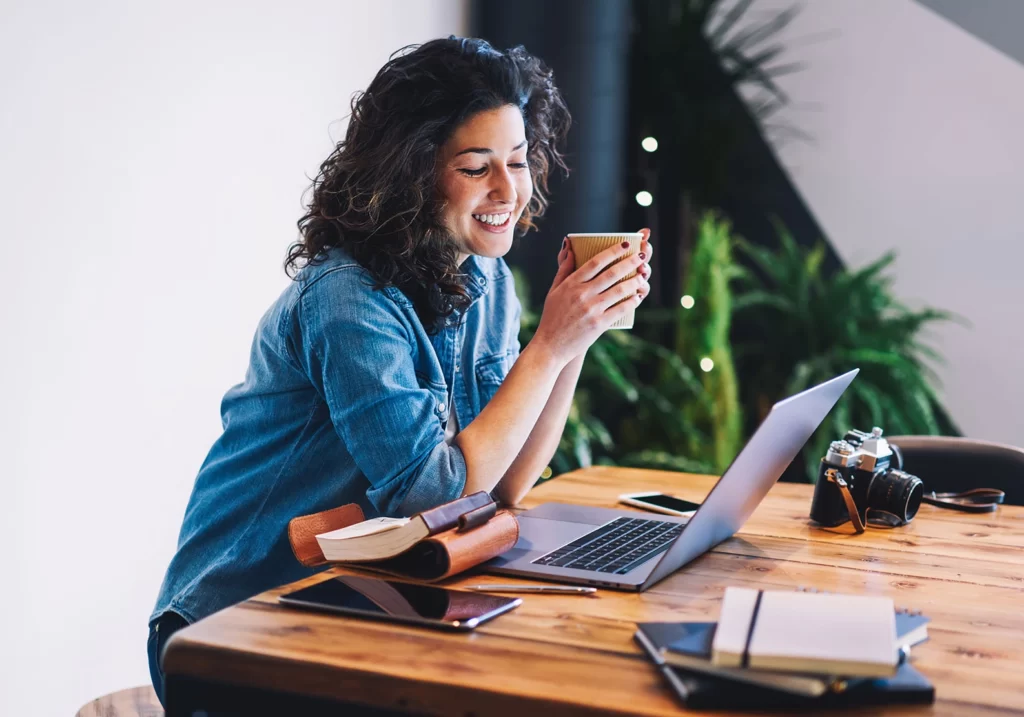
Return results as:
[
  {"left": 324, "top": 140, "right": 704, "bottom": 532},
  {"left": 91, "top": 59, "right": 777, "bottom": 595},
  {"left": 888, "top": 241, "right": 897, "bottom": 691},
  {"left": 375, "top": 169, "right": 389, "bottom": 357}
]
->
[{"left": 163, "top": 467, "right": 1024, "bottom": 715}]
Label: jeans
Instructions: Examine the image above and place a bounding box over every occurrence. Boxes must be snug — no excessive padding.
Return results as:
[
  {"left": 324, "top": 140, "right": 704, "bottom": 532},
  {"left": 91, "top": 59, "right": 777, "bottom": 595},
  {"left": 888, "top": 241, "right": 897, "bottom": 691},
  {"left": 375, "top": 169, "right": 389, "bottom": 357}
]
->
[{"left": 147, "top": 611, "right": 190, "bottom": 708}]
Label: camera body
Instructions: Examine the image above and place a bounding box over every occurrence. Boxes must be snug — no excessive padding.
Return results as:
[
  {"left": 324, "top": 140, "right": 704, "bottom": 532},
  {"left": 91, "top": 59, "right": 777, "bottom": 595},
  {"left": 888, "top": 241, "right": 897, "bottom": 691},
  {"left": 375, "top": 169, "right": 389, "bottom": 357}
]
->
[{"left": 810, "top": 427, "right": 924, "bottom": 528}]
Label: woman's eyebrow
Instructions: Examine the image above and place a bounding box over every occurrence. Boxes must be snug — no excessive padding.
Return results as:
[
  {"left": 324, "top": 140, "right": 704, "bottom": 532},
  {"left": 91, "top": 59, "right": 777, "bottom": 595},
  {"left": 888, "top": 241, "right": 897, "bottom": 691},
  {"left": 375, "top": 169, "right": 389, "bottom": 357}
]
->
[{"left": 454, "top": 140, "right": 528, "bottom": 157}]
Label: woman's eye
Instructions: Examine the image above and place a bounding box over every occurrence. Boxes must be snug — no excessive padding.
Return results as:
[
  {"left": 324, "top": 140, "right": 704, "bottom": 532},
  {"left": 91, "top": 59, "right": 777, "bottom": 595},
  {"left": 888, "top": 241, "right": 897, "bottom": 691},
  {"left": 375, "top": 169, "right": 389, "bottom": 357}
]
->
[
  {"left": 459, "top": 167, "right": 487, "bottom": 177},
  {"left": 509, "top": 162, "right": 528, "bottom": 170}
]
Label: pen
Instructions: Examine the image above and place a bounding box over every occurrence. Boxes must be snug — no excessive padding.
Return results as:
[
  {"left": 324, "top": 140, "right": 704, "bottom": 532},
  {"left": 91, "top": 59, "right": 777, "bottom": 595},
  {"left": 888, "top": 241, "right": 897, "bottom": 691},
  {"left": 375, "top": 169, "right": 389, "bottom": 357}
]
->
[
  {"left": 635, "top": 628, "right": 691, "bottom": 704},
  {"left": 462, "top": 584, "right": 597, "bottom": 594}
]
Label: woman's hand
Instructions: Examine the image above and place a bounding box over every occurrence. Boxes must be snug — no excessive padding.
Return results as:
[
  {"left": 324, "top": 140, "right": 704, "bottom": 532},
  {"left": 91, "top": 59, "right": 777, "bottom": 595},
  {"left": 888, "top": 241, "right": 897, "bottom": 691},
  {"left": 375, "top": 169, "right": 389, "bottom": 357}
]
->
[
  {"left": 549, "top": 229, "right": 653, "bottom": 291},
  {"left": 533, "top": 229, "right": 653, "bottom": 366},
  {"left": 637, "top": 227, "right": 653, "bottom": 281}
]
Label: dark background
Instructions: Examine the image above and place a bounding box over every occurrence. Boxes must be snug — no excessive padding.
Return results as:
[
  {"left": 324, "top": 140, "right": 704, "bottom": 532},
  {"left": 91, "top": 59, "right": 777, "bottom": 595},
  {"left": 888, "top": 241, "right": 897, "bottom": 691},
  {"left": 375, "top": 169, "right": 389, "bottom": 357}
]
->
[
  {"left": 470, "top": 0, "right": 961, "bottom": 481},
  {"left": 470, "top": 0, "right": 839, "bottom": 313}
]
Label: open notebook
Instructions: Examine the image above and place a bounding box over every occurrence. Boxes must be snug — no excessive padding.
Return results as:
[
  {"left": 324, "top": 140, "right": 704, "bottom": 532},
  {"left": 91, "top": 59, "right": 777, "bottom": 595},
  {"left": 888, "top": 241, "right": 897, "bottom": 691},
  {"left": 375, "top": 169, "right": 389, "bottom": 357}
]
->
[{"left": 287, "top": 491, "right": 520, "bottom": 582}]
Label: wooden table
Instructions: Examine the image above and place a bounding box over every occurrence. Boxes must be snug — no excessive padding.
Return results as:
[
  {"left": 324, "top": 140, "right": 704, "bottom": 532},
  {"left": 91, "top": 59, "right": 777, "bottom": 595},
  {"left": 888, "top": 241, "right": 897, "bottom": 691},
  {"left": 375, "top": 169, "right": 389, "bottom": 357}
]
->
[{"left": 162, "top": 467, "right": 1024, "bottom": 715}]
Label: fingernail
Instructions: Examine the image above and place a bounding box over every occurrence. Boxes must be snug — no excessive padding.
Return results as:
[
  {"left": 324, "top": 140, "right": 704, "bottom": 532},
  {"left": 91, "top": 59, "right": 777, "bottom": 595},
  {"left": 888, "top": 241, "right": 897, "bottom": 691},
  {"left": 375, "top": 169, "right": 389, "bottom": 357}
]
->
[
  {"left": 562, "top": 238, "right": 567, "bottom": 249},
  {"left": 639, "top": 252, "right": 646, "bottom": 260},
  {"left": 621, "top": 241, "right": 630, "bottom": 249}
]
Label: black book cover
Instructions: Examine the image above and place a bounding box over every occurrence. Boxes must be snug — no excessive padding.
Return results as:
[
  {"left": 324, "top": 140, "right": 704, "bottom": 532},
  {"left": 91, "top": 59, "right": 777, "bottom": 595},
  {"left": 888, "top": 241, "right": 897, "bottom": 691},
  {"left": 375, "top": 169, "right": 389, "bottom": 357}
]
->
[
  {"left": 637, "top": 622, "right": 834, "bottom": 696},
  {"left": 635, "top": 626, "right": 935, "bottom": 711}
]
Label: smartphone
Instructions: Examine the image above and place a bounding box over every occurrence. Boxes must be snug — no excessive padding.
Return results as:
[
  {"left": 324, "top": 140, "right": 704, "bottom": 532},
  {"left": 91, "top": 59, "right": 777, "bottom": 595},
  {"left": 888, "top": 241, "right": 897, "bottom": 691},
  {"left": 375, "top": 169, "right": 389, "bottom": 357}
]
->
[
  {"left": 278, "top": 574, "right": 521, "bottom": 631},
  {"left": 618, "top": 491, "right": 702, "bottom": 517}
]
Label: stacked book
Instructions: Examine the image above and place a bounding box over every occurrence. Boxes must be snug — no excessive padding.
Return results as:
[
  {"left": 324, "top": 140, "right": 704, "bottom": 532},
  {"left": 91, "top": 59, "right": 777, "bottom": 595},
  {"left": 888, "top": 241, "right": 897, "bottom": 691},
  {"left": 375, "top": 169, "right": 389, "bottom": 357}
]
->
[{"left": 635, "top": 587, "right": 935, "bottom": 710}]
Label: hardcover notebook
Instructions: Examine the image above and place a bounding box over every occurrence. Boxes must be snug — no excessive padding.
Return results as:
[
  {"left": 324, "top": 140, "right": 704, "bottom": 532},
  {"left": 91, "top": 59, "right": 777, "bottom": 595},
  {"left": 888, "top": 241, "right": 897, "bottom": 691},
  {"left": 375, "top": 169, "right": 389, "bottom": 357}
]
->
[
  {"left": 287, "top": 492, "right": 520, "bottom": 582},
  {"left": 637, "top": 623, "right": 832, "bottom": 697},
  {"left": 712, "top": 587, "right": 898, "bottom": 678},
  {"left": 634, "top": 625, "right": 935, "bottom": 711},
  {"left": 636, "top": 611, "right": 930, "bottom": 698}
]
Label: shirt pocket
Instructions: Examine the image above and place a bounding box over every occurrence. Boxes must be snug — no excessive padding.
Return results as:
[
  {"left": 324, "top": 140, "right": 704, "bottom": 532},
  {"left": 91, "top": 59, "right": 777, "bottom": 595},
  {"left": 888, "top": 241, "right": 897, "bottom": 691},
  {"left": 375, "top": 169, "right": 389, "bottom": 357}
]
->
[{"left": 475, "top": 350, "right": 514, "bottom": 408}]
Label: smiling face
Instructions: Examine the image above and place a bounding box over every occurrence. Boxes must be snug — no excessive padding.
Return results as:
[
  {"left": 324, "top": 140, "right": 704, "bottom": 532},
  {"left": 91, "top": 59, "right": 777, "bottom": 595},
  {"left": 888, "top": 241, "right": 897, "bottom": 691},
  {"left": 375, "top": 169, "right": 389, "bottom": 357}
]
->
[{"left": 436, "top": 105, "right": 534, "bottom": 265}]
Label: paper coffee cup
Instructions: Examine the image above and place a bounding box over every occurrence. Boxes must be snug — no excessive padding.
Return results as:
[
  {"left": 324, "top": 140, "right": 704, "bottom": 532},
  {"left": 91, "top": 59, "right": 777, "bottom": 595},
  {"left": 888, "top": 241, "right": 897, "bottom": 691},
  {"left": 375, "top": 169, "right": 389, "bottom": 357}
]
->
[{"left": 566, "top": 232, "right": 643, "bottom": 330}]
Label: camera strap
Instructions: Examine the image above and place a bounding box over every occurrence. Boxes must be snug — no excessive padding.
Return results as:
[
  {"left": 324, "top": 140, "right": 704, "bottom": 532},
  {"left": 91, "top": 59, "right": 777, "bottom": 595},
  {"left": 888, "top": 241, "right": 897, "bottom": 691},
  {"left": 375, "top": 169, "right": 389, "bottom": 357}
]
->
[
  {"left": 921, "top": 488, "right": 1005, "bottom": 513},
  {"left": 825, "top": 470, "right": 1006, "bottom": 532},
  {"left": 824, "top": 469, "right": 867, "bottom": 534},
  {"left": 824, "top": 469, "right": 904, "bottom": 534}
]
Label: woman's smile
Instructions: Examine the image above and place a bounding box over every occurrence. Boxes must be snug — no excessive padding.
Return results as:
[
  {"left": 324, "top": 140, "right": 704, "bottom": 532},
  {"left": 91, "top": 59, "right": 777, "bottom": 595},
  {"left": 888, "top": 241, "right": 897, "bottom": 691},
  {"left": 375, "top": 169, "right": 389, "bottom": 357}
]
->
[{"left": 471, "top": 211, "right": 514, "bottom": 232}]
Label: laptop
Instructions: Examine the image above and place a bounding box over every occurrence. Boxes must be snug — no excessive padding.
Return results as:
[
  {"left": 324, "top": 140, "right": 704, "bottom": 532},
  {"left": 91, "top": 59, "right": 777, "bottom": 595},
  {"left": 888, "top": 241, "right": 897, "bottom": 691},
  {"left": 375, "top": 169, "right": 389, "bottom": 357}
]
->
[{"left": 487, "top": 369, "right": 858, "bottom": 592}]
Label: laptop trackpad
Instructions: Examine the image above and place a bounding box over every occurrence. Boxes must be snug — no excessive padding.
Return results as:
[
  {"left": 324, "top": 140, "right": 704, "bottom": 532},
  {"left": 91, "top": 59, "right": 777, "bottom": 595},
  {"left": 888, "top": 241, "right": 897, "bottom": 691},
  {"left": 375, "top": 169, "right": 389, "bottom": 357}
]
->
[{"left": 514, "top": 516, "right": 594, "bottom": 554}]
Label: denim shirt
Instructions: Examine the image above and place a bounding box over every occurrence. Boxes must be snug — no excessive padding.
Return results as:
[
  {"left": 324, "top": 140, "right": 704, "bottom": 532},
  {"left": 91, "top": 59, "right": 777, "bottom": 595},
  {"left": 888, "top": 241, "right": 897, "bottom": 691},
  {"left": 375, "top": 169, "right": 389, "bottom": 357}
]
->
[{"left": 151, "top": 247, "right": 521, "bottom": 626}]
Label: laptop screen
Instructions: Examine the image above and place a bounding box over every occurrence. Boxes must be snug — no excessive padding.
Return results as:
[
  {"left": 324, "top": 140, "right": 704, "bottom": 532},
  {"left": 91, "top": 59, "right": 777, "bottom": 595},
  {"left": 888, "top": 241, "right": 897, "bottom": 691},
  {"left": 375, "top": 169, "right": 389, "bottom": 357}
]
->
[{"left": 639, "top": 369, "right": 858, "bottom": 590}]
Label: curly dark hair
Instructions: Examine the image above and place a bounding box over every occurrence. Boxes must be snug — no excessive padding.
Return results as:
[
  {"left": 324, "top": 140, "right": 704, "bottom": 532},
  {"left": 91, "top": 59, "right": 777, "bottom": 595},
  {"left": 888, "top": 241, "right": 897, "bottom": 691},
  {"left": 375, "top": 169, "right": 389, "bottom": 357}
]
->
[{"left": 287, "top": 36, "right": 571, "bottom": 332}]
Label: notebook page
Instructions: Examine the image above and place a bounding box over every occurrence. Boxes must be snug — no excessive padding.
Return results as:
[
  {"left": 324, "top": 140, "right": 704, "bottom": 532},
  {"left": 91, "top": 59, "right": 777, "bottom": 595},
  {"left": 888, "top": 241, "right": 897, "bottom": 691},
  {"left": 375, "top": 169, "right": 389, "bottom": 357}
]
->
[{"left": 318, "top": 517, "right": 409, "bottom": 541}]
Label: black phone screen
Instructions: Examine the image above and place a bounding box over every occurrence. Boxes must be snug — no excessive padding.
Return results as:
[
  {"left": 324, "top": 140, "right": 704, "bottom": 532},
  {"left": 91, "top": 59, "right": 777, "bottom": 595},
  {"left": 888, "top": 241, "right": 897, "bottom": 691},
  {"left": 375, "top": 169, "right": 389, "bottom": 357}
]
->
[
  {"left": 634, "top": 494, "right": 702, "bottom": 512},
  {"left": 278, "top": 575, "right": 520, "bottom": 630}
]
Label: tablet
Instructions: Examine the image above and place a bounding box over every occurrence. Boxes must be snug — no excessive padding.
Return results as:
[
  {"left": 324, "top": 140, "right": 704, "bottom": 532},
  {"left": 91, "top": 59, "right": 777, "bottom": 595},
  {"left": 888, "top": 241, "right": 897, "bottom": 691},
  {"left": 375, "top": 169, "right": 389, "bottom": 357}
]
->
[{"left": 278, "top": 574, "right": 521, "bottom": 631}]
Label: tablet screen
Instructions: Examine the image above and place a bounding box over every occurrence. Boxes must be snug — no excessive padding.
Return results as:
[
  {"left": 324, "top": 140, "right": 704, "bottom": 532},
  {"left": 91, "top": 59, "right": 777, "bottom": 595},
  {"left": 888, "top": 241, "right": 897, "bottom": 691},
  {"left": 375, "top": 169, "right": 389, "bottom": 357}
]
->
[{"left": 278, "top": 575, "right": 521, "bottom": 630}]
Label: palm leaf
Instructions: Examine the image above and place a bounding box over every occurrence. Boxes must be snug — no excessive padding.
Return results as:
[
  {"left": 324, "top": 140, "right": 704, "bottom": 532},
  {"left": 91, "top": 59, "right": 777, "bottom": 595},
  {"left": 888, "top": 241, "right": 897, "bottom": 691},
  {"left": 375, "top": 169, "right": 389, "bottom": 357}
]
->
[
  {"left": 849, "top": 382, "right": 885, "bottom": 428},
  {"left": 708, "top": 0, "right": 755, "bottom": 44},
  {"left": 573, "top": 426, "right": 593, "bottom": 468},
  {"left": 731, "top": 290, "right": 794, "bottom": 314},
  {"left": 619, "top": 450, "right": 714, "bottom": 475},
  {"left": 733, "top": 219, "right": 959, "bottom": 481},
  {"left": 588, "top": 343, "right": 640, "bottom": 402}
]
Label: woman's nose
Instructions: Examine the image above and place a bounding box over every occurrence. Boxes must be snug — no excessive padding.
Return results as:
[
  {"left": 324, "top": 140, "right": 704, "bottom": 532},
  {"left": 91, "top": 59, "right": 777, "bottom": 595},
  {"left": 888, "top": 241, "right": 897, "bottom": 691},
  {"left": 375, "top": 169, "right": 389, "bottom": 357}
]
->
[{"left": 489, "top": 166, "right": 516, "bottom": 203}]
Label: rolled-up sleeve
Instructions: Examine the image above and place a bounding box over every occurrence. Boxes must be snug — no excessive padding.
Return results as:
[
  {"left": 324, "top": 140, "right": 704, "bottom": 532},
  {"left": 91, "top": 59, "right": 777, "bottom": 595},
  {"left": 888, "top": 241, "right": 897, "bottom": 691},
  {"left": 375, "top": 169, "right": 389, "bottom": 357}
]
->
[{"left": 296, "top": 267, "right": 466, "bottom": 516}]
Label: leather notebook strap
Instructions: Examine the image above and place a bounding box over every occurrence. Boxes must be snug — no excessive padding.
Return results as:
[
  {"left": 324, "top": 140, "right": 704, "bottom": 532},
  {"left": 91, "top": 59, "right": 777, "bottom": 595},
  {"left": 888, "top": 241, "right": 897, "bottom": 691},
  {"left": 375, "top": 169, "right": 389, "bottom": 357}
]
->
[
  {"left": 418, "top": 491, "right": 494, "bottom": 534},
  {"left": 288, "top": 503, "right": 366, "bottom": 567}
]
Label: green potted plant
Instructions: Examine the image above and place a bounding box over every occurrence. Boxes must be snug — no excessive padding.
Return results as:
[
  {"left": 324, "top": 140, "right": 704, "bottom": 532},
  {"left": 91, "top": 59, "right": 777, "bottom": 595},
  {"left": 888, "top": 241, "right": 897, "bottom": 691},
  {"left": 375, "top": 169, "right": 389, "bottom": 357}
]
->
[
  {"left": 511, "top": 267, "right": 712, "bottom": 479},
  {"left": 730, "top": 222, "right": 963, "bottom": 480},
  {"left": 512, "top": 212, "right": 751, "bottom": 480},
  {"left": 670, "top": 213, "right": 743, "bottom": 472}
]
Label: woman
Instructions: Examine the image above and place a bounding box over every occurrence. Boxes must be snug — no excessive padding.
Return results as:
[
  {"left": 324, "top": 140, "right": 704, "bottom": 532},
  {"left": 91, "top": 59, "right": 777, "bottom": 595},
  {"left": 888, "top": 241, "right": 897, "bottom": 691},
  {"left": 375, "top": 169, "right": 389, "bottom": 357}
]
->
[{"left": 148, "top": 36, "right": 652, "bottom": 702}]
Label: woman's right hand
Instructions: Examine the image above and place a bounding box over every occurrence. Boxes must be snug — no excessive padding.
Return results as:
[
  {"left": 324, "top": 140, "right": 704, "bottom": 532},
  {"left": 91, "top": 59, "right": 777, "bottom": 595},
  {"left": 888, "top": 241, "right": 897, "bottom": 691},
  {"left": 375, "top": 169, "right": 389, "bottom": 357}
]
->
[{"left": 531, "top": 238, "right": 650, "bottom": 366}]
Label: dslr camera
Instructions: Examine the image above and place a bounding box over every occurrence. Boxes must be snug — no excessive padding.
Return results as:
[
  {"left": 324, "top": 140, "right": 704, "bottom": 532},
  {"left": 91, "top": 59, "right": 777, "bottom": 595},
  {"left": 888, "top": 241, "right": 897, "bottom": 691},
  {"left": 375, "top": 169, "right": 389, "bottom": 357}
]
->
[{"left": 809, "top": 427, "right": 924, "bottom": 530}]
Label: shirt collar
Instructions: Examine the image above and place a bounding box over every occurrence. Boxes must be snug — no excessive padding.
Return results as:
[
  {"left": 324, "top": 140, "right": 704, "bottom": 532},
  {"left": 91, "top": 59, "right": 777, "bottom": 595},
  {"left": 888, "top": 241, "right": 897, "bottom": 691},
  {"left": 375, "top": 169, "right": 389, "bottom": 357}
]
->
[{"left": 459, "top": 254, "right": 490, "bottom": 305}]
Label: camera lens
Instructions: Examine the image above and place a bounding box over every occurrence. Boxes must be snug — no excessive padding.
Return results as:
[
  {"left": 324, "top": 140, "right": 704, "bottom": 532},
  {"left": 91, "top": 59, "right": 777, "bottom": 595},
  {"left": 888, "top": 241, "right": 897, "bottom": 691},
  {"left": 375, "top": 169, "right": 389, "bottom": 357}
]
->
[{"left": 867, "top": 468, "right": 924, "bottom": 522}]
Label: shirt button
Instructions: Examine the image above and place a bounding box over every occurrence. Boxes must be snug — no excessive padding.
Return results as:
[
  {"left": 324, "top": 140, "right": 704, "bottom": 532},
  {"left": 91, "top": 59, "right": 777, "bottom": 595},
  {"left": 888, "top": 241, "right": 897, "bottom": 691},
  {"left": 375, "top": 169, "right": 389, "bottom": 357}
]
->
[{"left": 437, "top": 401, "right": 446, "bottom": 412}]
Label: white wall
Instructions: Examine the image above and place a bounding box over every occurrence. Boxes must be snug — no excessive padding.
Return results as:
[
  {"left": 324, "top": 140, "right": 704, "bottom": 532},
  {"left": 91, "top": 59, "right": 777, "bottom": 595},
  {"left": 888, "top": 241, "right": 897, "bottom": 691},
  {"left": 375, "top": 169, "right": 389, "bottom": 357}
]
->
[
  {"left": 734, "top": 0, "right": 1024, "bottom": 444},
  {"left": 0, "top": 1, "right": 465, "bottom": 714}
]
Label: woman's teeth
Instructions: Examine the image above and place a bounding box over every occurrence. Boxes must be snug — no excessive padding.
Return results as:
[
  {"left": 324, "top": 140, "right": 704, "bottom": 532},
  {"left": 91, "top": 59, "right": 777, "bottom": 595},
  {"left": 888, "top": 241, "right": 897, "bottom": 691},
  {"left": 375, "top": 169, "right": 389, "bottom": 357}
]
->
[{"left": 472, "top": 212, "right": 511, "bottom": 227}]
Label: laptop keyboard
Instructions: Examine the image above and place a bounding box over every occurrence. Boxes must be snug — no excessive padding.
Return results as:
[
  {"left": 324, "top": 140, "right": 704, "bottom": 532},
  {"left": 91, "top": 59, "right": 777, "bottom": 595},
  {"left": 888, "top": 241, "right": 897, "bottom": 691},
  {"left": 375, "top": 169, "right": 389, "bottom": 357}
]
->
[{"left": 530, "top": 516, "right": 684, "bottom": 575}]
